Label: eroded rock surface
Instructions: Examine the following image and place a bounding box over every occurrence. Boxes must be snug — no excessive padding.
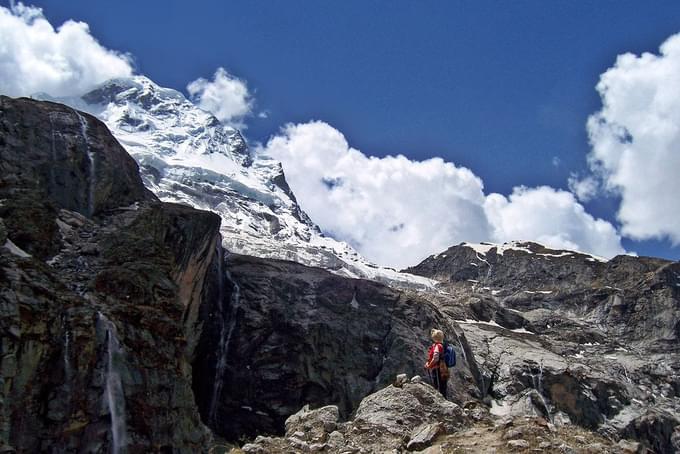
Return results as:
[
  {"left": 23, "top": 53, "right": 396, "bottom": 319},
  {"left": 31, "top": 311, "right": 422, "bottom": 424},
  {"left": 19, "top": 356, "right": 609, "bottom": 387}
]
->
[
  {"left": 193, "top": 254, "right": 479, "bottom": 440},
  {"left": 0, "top": 97, "right": 220, "bottom": 452}
]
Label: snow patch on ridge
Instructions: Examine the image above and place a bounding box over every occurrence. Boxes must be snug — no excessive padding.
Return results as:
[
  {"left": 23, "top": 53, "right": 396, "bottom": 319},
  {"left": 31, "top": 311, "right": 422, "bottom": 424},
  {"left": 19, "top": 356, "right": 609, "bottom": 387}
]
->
[{"left": 462, "top": 241, "right": 608, "bottom": 262}]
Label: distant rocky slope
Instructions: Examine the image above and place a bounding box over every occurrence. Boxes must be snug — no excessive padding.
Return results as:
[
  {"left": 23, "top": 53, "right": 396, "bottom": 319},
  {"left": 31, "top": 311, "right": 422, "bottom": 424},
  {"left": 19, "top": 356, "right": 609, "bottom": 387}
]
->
[{"left": 406, "top": 241, "right": 680, "bottom": 453}]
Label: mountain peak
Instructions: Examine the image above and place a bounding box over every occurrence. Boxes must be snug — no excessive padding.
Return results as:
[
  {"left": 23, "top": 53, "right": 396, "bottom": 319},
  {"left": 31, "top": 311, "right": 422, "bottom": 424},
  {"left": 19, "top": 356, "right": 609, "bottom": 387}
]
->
[
  {"left": 80, "top": 76, "right": 250, "bottom": 168},
  {"left": 71, "top": 74, "right": 431, "bottom": 290},
  {"left": 82, "top": 75, "right": 185, "bottom": 106}
]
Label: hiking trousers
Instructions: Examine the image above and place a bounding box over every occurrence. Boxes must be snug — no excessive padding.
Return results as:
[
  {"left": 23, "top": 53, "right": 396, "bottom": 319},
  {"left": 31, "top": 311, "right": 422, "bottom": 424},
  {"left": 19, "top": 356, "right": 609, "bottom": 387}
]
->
[{"left": 428, "top": 368, "right": 447, "bottom": 398}]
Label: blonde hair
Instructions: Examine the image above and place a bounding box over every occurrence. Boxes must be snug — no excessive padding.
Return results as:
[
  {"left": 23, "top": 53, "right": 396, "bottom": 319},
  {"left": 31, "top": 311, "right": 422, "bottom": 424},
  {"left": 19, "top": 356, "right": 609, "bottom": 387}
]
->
[{"left": 430, "top": 328, "right": 444, "bottom": 343}]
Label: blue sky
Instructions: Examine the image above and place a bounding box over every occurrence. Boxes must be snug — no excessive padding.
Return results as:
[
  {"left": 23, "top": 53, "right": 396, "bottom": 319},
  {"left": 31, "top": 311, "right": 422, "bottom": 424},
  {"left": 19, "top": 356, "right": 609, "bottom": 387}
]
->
[{"left": 5, "top": 1, "right": 680, "bottom": 263}]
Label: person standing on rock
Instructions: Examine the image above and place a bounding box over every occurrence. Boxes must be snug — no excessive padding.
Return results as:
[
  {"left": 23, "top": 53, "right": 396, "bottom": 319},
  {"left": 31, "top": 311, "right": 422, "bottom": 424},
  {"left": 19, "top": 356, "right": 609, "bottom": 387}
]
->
[{"left": 424, "top": 328, "right": 449, "bottom": 398}]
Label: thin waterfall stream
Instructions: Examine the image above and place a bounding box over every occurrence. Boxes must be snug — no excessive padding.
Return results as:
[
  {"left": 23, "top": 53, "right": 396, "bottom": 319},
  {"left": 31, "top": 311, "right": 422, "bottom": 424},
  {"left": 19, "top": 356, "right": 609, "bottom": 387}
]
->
[
  {"left": 208, "top": 248, "right": 242, "bottom": 426},
  {"left": 529, "top": 361, "right": 552, "bottom": 423},
  {"left": 97, "top": 312, "right": 128, "bottom": 454},
  {"left": 73, "top": 110, "right": 96, "bottom": 216}
]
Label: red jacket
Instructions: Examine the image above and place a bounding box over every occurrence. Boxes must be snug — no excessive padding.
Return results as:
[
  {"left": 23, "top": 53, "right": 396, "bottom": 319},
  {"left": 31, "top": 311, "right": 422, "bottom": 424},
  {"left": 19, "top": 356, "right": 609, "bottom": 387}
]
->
[{"left": 426, "top": 342, "right": 443, "bottom": 369}]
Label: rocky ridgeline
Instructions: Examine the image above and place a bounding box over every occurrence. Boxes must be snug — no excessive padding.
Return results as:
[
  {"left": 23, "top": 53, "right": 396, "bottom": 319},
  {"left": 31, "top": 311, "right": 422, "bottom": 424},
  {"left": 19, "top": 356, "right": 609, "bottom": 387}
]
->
[{"left": 1, "top": 96, "right": 680, "bottom": 453}]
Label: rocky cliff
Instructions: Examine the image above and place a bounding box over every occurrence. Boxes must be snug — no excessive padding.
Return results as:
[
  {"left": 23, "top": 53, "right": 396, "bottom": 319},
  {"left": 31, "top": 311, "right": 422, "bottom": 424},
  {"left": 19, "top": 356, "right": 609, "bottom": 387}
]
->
[
  {"left": 191, "top": 254, "right": 478, "bottom": 441},
  {"left": 0, "top": 96, "right": 221, "bottom": 452}
]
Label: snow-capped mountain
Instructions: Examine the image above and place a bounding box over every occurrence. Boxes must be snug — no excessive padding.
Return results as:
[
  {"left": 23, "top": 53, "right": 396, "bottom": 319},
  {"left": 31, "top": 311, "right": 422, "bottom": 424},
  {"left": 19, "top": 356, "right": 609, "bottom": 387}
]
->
[{"left": 45, "top": 75, "right": 434, "bottom": 289}]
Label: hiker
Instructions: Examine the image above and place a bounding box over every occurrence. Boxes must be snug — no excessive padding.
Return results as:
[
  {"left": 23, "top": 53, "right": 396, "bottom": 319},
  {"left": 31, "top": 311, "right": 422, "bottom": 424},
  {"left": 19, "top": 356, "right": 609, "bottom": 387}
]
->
[{"left": 424, "top": 328, "right": 449, "bottom": 397}]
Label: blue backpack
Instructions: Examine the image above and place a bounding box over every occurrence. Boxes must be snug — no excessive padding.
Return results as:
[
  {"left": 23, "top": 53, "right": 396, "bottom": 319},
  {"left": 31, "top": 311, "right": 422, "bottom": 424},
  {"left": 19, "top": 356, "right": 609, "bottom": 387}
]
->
[{"left": 443, "top": 342, "right": 456, "bottom": 367}]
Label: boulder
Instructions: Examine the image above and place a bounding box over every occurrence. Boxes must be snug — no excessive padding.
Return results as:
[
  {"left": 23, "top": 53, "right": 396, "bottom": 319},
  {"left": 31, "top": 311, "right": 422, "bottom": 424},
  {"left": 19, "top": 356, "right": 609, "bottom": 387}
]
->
[
  {"left": 285, "top": 404, "right": 340, "bottom": 440},
  {"left": 506, "top": 439, "right": 529, "bottom": 449},
  {"left": 394, "top": 373, "right": 409, "bottom": 387},
  {"left": 406, "top": 423, "right": 442, "bottom": 451},
  {"left": 350, "top": 382, "right": 464, "bottom": 451}
]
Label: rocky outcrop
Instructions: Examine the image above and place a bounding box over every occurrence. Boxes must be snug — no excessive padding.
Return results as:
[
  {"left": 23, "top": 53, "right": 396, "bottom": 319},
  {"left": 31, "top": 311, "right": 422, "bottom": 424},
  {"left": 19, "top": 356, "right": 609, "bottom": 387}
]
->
[
  {"left": 0, "top": 96, "right": 153, "bottom": 259},
  {"left": 239, "top": 378, "right": 466, "bottom": 453},
  {"left": 406, "top": 241, "right": 680, "bottom": 452},
  {"left": 0, "top": 97, "right": 221, "bottom": 452},
  {"left": 235, "top": 376, "right": 627, "bottom": 453},
  {"left": 192, "top": 253, "right": 479, "bottom": 440}
]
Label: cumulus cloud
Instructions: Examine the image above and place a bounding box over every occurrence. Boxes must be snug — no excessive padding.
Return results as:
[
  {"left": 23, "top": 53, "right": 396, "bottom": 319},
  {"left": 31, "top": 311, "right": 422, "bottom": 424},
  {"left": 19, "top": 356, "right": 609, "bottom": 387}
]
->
[
  {"left": 258, "top": 121, "right": 492, "bottom": 268},
  {"left": 187, "top": 67, "right": 254, "bottom": 128},
  {"left": 587, "top": 32, "right": 680, "bottom": 243},
  {"left": 484, "top": 186, "right": 625, "bottom": 258},
  {"left": 259, "top": 121, "right": 625, "bottom": 268},
  {"left": 567, "top": 174, "right": 599, "bottom": 202},
  {"left": 0, "top": 2, "right": 133, "bottom": 97}
]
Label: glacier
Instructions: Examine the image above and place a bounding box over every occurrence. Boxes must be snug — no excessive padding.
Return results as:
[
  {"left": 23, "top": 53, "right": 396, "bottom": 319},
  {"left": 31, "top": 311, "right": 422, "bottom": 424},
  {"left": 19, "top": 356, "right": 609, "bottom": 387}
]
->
[{"left": 39, "top": 75, "right": 435, "bottom": 290}]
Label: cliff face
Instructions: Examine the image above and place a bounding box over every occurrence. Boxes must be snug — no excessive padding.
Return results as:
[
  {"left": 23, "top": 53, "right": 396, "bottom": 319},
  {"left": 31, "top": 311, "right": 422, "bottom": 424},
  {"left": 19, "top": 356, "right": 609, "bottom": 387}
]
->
[
  {"left": 191, "top": 254, "right": 478, "bottom": 440},
  {"left": 0, "top": 97, "right": 221, "bottom": 452}
]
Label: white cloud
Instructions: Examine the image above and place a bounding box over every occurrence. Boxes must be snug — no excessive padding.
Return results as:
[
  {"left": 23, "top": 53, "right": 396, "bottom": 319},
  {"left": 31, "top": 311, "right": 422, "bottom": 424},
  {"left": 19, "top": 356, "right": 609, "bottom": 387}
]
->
[
  {"left": 0, "top": 3, "right": 133, "bottom": 98},
  {"left": 258, "top": 121, "right": 492, "bottom": 268},
  {"left": 567, "top": 174, "right": 599, "bottom": 202},
  {"left": 187, "top": 67, "right": 253, "bottom": 128},
  {"left": 587, "top": 32, "right": 680, "bottom": 243},
  {"left": 259, "top": 121, "right": 625, "bottom": 268},
  {"left": 484, "top": 186, "right": 625, "bottom": 258}
]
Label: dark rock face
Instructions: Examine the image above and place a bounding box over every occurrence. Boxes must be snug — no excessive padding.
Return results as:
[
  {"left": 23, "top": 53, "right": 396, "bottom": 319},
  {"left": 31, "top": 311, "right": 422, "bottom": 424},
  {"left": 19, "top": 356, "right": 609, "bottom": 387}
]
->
[
  {"left": 0, "top": 97, "right": 220, "bottom": 452},
  {"left": 0, "top": 96, "right": 152, "bottom": 259},
  {"left": 192, "top": 254, "right": 478, "bottom": 440}
]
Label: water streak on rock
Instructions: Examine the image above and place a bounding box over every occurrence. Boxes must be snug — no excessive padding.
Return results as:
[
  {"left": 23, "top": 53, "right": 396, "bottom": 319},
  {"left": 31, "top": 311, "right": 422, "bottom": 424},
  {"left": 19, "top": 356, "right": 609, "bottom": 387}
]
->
[
  {"left": 209, "top": 247, "right": 242, "bottom": 425},
  {"left": 529, "top": 362, "right": 552, "bottom": 423},
  {"left": 62, "top": 314, "right": 71, "bottom": 385},
  {"left": 97, "top": 312, "right": 128, "bottom": 453},
  {"left": 49, "top": 114, "right": 57, "bottom": 190},
  {"left": 73, "top": 110, "right": 96, "bottom": 217}
]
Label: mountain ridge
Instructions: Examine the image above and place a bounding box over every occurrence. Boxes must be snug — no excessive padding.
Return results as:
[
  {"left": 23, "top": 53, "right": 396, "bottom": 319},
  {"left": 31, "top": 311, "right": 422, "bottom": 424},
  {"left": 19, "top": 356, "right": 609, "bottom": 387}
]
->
[{"left": 36, "top": 75, "right": 436, "bottom": 290}]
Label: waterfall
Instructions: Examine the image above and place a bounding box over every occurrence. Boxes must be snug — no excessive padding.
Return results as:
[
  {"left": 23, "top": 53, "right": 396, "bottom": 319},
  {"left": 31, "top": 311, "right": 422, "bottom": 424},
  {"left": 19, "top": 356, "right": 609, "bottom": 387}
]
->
[
  {"left": 529, "top": 361, "right": 552, "bottom": 423},
  {"left": 73, "top": 110, "right": 96, "bottom": 217},
  {"left": 456, "top": 338, "right": 468, "bottom": 364},
  {"left": 208, "top": 247, "right": 242, "bottom": 426},
  {"left": 97, "top": 312, "right": 128, "bottom": 453}
]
